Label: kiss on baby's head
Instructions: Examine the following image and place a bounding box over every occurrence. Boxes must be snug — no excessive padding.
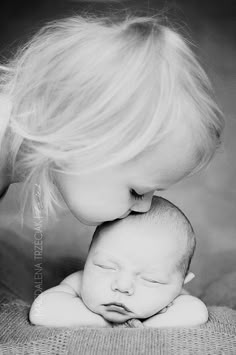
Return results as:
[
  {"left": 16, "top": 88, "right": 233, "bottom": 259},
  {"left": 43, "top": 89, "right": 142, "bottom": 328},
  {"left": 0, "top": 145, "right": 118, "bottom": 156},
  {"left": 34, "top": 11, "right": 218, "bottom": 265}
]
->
[
  {"left": 90, "top": 196, "right": 195, "bottom": 276},
  {"left": 1, "top": 14, "right": 223, "bottom": 223},
  {"left": 81, "top": 196, "right": 196, "bottom": 323}
]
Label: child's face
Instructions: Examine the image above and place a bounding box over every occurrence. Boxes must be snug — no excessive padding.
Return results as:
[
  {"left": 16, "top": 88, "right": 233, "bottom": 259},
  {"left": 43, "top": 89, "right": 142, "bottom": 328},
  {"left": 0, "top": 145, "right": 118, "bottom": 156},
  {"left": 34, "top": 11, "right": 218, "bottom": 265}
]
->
[
  {"left": 81, "top": 221, "right": 186, "bottom": 323},
  {"left": 54, "top": 127, "right": 196, "bottom": 226}
]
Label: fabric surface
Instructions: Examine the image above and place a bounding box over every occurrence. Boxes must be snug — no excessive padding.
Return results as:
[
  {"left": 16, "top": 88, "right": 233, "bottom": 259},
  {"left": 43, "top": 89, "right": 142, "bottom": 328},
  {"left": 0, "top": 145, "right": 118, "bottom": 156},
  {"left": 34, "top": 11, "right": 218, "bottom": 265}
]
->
[
  {"left": 0, "top": 290, "right": 236, "bottom": 355},
  {"left": 202, "top": 271, "right": 236, "bottom": 309}
]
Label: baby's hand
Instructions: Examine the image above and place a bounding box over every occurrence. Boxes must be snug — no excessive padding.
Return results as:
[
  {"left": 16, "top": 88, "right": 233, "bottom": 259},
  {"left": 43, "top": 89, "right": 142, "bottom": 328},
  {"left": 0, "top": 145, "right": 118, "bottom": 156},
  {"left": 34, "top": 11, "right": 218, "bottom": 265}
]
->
[
  {"left": 112, "top": 318, "right": 144, "bottom": 328},
  {"left": 143, "top": 295, "right": 208, "bottom": 328}
]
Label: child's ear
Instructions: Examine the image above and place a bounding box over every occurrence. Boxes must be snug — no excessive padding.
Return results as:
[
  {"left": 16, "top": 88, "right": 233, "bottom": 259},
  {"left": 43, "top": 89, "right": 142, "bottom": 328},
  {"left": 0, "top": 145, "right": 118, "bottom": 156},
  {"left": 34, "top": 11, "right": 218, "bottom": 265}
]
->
[{"left": 183, "top": 272, "right": 195, "bottom": 285}]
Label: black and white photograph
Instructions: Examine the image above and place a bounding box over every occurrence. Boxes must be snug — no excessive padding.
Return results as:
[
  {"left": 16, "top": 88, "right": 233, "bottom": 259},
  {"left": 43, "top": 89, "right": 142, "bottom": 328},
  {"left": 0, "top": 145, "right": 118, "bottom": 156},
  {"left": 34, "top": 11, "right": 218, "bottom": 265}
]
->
[{"left": 0, "top": 0, "right": 235, "bottom": 353}]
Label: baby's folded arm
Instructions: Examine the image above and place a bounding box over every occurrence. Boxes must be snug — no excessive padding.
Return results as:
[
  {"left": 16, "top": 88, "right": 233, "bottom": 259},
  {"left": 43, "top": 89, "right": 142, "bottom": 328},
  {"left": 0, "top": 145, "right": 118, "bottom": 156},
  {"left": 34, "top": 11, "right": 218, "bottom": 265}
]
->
[
  {"left": 59, "top": 270, "right": 83, "bottom": 297},
  {"left": 142, "top": 294, "right": 208, "bottom": 328},
  {"left": 29, "top": 271, "right": 111, "bottom": 328}
]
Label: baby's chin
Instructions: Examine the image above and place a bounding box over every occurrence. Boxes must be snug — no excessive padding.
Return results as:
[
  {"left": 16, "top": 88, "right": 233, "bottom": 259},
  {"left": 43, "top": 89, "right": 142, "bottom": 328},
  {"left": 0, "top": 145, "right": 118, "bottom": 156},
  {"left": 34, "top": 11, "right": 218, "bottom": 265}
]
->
[{"left": 101, "top": 311, "right": 133, "bottom": 324}]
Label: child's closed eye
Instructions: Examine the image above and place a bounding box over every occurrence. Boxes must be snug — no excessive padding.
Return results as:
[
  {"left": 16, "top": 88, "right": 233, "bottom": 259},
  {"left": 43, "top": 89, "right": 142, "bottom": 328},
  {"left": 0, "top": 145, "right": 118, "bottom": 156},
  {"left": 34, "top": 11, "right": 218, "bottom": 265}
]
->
[{"left": 130, "top": 189, "right": 144, "bottom": 200}]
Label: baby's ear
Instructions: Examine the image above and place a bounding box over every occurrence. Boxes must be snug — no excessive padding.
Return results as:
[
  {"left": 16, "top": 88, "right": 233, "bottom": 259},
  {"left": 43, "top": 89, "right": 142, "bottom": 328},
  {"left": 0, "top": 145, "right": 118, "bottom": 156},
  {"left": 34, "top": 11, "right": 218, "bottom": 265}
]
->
[{"left": 183, "top": 272, "right": 195, "bottom": 285}]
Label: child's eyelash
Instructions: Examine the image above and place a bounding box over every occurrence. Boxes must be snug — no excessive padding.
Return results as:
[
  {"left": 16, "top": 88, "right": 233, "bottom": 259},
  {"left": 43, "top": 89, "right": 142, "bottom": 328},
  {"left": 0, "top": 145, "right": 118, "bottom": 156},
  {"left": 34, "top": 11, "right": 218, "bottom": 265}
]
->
[{"left": 130, "top": 189, "right": 144, "bottom": 200}]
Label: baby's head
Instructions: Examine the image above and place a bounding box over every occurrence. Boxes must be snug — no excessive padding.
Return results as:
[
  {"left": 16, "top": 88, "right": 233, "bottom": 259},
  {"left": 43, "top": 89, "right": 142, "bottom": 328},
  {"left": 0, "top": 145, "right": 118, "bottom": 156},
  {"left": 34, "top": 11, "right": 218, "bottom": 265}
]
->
[{"left": 81, "top": 196, "right": 196, "bottom": 323}]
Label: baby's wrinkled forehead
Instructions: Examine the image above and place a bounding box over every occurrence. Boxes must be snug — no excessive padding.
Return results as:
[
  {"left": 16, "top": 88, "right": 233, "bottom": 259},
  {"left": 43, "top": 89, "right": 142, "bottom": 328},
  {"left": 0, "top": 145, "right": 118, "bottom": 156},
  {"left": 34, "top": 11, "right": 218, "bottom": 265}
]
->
[
  {"left": 89, "top": 242, "right": 183, "bottom": 284},
  {"left": 93, "top": 214, "right": 187, "bottom": 250},
  {"left": 90, "top": 219, "right": 186, "bottom": 269},
  {"left": 89, "top": 196, "right": 195, "bottom": 278}
]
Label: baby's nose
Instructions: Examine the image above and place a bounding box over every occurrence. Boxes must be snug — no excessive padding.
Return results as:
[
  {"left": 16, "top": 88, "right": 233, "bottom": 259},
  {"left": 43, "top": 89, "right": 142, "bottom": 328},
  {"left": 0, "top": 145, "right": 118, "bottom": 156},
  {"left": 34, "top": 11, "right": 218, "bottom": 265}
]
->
[
  {"left": 111, "top": 273, "right": 134, "bottom": 295},
  {"left": 131, "top": 192, "right": 153, "bottom": 213}
]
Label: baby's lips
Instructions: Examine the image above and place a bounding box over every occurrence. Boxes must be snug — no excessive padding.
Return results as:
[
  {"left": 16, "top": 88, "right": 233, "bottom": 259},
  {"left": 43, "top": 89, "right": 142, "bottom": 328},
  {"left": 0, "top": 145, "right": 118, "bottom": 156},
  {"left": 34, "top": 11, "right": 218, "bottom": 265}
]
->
[{"left": 103, "top": 302, "right": 132, "bottom": 313}]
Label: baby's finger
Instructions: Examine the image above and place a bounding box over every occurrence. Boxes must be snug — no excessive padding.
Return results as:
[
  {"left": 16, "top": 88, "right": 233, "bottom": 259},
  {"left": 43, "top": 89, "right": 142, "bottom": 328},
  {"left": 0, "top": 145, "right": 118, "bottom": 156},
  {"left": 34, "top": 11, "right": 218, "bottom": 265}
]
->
[{"left": 126, "top": 318, "right": 144, "bottom": 328}]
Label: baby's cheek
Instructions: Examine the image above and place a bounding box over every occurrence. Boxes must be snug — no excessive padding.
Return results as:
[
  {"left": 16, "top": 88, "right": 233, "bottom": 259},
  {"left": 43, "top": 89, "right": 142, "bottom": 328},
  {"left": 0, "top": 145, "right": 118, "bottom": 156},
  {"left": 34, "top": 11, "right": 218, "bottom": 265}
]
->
[
  {"left": 134, "top": 287, "right": 171, "bottom": 318},
  {"left": 80, "top": 281, "right": 96, "bottom": 310},
  {"left": 81, "top": 274, "right": 104, "bottom": 309}
]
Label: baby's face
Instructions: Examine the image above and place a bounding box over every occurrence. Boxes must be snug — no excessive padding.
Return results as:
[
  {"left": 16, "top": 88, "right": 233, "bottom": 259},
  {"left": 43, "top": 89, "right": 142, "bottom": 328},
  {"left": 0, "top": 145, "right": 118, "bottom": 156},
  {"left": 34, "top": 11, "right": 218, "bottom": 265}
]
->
[{"left": 81, "top": 220, "right": 185, "bottom": 323}]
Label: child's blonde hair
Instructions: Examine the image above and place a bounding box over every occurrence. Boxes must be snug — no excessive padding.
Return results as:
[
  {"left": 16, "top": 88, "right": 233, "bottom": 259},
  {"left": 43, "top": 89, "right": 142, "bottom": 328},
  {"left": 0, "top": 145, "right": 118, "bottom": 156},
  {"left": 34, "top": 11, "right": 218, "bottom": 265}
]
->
[{"left": 0, "top": 14, "right": 224, "bottom": 219}]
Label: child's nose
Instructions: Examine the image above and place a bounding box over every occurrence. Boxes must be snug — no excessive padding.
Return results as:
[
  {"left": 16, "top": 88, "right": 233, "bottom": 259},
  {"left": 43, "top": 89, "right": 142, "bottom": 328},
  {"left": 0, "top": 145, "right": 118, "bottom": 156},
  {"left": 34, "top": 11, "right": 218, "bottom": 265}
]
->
[
  {"left": 131, "top": 192, "right": 153, "bottom": 213},
  {"left": 111, "top": 273, "right": 134, "bottom": 295}
]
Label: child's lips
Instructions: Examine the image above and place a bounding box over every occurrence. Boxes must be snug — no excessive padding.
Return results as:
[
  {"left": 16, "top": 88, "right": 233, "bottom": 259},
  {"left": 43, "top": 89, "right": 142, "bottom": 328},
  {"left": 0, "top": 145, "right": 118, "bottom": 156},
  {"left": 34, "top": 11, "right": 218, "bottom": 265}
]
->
[{"left": 119, "top": 210, "right": 131, "bottom": 219}]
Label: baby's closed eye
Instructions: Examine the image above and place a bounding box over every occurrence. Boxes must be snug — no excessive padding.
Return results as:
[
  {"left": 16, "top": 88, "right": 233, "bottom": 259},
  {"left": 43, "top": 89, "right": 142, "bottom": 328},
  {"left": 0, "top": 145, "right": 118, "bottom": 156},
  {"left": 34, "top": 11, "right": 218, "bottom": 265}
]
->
[
  {"left": 142, "top": 278, "right": 160, "bottom": 283},
  {"left": 94, "top": 263, "right": 117, "bottom": 270},
  {"left": 139, "top": 275, "right": 168, "bottom": 285}
]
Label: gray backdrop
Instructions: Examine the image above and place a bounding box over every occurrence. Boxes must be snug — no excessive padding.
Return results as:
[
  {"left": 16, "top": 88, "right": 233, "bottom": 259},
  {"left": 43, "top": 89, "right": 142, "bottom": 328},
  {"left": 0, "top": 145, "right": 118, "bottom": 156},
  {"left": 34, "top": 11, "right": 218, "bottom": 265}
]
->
[{"left": 0, "top": 0, "right": 235, "bottom": 305}]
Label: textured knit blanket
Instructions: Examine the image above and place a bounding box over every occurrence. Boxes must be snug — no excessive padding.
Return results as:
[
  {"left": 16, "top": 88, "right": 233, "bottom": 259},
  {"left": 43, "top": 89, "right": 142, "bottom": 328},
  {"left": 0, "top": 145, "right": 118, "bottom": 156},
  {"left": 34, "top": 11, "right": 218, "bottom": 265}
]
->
[{"left": 0, "top": 291, "right": 236, "bottom": 355}]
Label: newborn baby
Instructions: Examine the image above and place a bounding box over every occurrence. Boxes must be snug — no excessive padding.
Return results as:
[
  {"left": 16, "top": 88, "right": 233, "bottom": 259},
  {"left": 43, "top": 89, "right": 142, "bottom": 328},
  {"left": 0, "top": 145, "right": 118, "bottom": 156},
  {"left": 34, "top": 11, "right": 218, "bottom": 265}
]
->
[{"left": 30, "top": 196, "right": 208, "bottom": 328}]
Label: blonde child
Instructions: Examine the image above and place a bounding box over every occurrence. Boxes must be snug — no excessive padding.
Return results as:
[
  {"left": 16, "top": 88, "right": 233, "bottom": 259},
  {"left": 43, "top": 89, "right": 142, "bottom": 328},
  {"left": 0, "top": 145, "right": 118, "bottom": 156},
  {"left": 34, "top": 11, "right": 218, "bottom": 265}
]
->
[
  {"left": 0, "top": 14, "right": 223, "bottom": 226},
  {"left": 30, "top": 196, "right": 208, "bottom": 328}
]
